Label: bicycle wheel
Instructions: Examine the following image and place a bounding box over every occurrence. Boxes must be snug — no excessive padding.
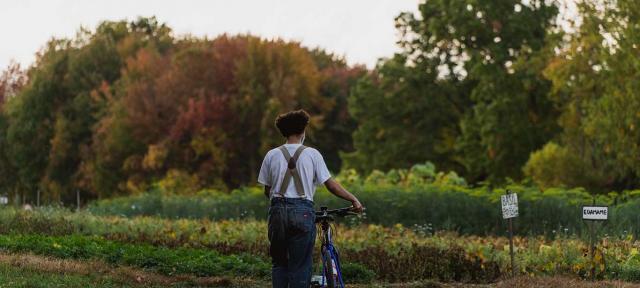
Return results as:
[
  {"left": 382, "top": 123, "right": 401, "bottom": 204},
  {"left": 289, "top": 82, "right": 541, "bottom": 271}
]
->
[{"left": 321, "top": 245, "right": 336, "bottom": 288}]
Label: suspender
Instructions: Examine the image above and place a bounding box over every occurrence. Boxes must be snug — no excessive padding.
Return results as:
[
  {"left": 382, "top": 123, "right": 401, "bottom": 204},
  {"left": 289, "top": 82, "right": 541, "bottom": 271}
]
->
[{"left": 277, "top": 145, "right": 307, "bottom": 198}]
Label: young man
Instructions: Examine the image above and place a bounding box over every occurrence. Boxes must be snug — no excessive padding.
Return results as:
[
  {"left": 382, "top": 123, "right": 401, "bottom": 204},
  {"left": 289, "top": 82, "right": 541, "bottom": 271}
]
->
[{"left": 258, "top": 109, "right": 363, "bottom": 288}]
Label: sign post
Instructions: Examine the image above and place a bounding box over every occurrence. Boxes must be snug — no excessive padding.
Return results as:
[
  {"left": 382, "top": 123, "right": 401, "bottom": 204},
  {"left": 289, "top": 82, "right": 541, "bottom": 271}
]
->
[
  {"left": 501, "top": 190, "right": 518, "bottom": 277},
  {"left": 582, "top": 201, "right": 608, "bottom": 280}
]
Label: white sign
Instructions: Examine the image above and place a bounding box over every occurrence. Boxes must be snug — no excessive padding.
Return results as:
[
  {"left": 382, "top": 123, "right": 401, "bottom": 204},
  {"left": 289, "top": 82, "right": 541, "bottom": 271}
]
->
[
  {"left": 582, "top": 206, "right": 608, "bottom": 221},
  {"left": 501, "top": 193, "right": 518, "bottom": 219},
  {"left": 0, "top": 196, "right": 7, "bottom": 205}
]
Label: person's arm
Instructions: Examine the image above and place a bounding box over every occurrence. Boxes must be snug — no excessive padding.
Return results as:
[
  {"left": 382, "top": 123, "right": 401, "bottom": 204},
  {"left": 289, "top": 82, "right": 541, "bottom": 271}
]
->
[
  {"left": 264, "top": 186, "right": 271, "bottom": 199},
  {"left": 324, "top": 178, "right": 364, "bottom": 212}
]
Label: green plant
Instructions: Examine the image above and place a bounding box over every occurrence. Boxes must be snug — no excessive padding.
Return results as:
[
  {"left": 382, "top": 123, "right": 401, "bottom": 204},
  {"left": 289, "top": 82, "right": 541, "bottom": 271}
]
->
[
  {"left": 0, "top": 234, "right": 270, "bottom": 278},
  {"left": 87, "top": 163, "right": 640, "bottom": 237}
]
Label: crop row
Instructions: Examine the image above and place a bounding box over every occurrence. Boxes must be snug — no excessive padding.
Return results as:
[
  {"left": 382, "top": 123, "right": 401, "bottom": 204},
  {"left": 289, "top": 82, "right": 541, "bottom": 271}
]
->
[
  {"left": 0, "top": 207, "right": 497, "bottom": 283},
  {"left": 0, "top": 233, "right": 269, "bottom": 278},
  {"left": 88, "top": 184, "right": 640, "bottom": 238},
  {"left": 4, "top": 207, "right": 640, "bottom": 282}
]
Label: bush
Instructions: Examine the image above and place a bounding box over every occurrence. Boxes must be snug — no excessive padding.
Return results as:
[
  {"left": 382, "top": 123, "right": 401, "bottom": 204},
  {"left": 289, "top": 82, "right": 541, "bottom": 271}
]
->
[{"left": 338, "top": 262, "right": 376, "bottom": 284}]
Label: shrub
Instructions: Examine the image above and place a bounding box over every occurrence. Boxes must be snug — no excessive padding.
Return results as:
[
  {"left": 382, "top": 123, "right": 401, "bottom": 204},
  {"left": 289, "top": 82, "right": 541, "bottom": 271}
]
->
[{"left": 338, "top": 262, "right": 376, "bottom": 284}]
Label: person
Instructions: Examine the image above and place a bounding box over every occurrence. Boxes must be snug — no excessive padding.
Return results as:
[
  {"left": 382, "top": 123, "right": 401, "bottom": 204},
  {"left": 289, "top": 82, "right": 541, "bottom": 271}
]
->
[{"left": 258, "top": 109, "right": 363, "bottom": 288}]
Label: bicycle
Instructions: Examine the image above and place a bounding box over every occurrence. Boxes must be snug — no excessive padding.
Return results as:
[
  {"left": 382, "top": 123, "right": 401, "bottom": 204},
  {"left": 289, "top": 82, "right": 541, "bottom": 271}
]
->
[{"left": 310, "top": 206, "right": 358, "bottom": 288}]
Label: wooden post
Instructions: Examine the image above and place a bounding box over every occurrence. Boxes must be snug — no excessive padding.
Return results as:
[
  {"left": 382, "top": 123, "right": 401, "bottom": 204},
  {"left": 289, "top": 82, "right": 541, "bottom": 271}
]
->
[
  {"left": 589, "top": 220, "right": 595, "bottom": 280},
  {"left": 509, "top": 216, "right": 515, "bottom": 277},
  {"left": 36, "top": 189, "right": 40, "bottom": 207},
  {"left": 76, "top": 190, "right": 80, "bottom": 211},
  {"left": 506, "top": 190, "right": 516, "bottom": 277},
  {"left": 590, "top": 197, "right": 596, "bottom": 281}
]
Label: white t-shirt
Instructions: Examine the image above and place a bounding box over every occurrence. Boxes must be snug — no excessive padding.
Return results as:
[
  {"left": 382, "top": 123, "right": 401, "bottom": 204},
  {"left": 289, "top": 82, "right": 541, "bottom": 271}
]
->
[{"left": 258, "top": 144, "right": 331, "bottom": 201}]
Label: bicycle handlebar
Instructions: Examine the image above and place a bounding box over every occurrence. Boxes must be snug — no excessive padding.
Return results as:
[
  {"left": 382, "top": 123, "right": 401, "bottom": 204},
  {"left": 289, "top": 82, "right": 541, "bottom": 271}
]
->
[{"left": 315, "top": 206, "right": 358, "bottom": 217}]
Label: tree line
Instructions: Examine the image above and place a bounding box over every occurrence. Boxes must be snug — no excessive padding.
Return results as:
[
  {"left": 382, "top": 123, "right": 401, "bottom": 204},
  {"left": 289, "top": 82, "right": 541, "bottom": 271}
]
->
[
  {"left": 1, "top": 0, "right": 640, "bottom": 205},
  {"left": 0, "top": 18, "right": 364, "bottom": 204},
  {"left": 345, "top": 0, "right": 640, "bottom": 192}
]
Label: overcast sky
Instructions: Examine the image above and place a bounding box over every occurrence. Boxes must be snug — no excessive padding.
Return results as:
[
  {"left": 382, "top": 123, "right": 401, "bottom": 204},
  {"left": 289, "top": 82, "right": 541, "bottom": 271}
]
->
[{"left": 0, "top": 0, "right": 420, "bottom": 70}]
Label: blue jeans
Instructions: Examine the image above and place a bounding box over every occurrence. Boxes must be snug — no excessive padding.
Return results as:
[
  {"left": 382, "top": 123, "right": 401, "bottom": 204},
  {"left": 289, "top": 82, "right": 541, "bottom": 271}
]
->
[{"left": 268, "top": 197, "right": 316, "bottom": 288}]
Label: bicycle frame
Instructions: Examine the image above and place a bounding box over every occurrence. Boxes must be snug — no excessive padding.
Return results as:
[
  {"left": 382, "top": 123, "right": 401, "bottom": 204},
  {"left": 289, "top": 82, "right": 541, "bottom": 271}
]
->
[
  {"left": 319, "top": 219, "right": 345, "bottom": 288},
  {"left": 312, "top": 206, "right": 354, "bottom": 288}
]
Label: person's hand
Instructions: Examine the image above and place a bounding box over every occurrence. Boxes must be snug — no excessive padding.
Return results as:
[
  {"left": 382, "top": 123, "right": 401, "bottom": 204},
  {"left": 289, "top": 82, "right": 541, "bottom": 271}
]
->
[{"left": 351, "top": 199, "right": 364, "bottom": 213}]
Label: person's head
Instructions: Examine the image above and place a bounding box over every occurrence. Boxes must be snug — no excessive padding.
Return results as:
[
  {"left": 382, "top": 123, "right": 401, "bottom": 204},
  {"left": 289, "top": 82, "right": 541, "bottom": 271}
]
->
[{"left": 275, "top": 109, "right": 310, "bottom": 141}]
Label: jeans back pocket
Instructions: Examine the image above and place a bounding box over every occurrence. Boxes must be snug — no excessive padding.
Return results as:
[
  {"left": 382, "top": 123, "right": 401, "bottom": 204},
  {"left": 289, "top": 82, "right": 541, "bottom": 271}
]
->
[{"left": 290, "top": 208, "right": 314, "bottom": 234}]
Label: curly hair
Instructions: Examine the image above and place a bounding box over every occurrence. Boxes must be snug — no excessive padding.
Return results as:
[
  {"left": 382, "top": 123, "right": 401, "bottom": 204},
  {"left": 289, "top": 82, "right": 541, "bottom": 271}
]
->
[{"left": 275, "top": 109, "right": 310, "bottom": 137}]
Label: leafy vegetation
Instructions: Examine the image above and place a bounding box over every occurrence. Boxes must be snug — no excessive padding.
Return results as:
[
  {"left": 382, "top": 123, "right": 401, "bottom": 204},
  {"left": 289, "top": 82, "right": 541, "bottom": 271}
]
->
[
  {"left": 3, "top": 207, "right": 640, "bottom": 283},
  {"left": 0, "top": 207, "right": 497, "bottom": 283},
  {"left": 0, "top": 234, "right": 270, "bottom": 278},
  {"left": 87, "top": 163, "right": 640, "bottom": 237},
  {"left": 346, "top": 0, "right": 559, "bottom": 185},
  {"left": 0, "top": 262, "right": 127, "bottom": 288}
]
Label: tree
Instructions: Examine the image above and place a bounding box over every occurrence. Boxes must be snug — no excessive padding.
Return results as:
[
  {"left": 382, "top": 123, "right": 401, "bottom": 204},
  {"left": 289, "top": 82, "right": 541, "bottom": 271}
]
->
[
  {"left": 226, "top": 37, "right": 331, "bottom": 187},
  {"left": 347, "top": 0, "right": 559, "bottom": 182},
  {"left": 1, "top": 20, "right": 366, "bottom": 201},
  {"left": 308, "top": 49, "right": 366, "bottom": 172},
  {"left": 4, "top": 17, "right": 174, "bottom": 203},
  {"left": 526, "top": 0, "right": 640, "bottom": 191},
  {"left": 0, "top": 62, "right": 27, "bottom": 200},
  {"left": 345, "top": 53, "right": 466, "bottom": 174}
]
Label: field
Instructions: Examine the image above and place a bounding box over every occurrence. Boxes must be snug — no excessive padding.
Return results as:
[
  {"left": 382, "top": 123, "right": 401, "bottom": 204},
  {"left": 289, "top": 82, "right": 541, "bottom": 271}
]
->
[
  {"left": 1, "top": 165, "right": 640, "bottom": 286},
  {"left": 1, "top": 203, "right": 640, "bottom": 287}
]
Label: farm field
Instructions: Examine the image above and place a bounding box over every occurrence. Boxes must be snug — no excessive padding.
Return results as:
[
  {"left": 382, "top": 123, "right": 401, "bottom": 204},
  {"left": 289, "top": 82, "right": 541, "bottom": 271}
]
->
[
  {"left": 2, "top": 165, "right": 640, "bottom": 286},
  {"left": 0, "top": 252, "right": 266, "bottom": 288},
  {"left": 0, "top": 251, "right": 638, "bottom": 288},
  {"left": 1, "top": 205, "right": 640, "bottom": 286}
]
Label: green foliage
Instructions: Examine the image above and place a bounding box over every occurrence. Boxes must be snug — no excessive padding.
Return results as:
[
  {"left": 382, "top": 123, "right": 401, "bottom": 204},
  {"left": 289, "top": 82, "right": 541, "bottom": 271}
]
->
[
  {"left": 524, "top": 142, "right": 607, "bottom": 190},
  {"left": 85, "top": 163, "right": 640, "bottom": 238},
  {"left": 0, "top": 208, "right": 500, "bottom": 283},
  {"left": 7, "top": 207, "right": 640, "bottom": 283},
  {"left": 346, "top": 0, "right": 559, "bottom": 183},
  {"left": 0, "top": 263, "right": 127, "bottom": 288},
  {"left": 0, "top": 233, "right": 270, "bottom": 278},
  {"left": 528, "top": 0, "right": 640, "bottom": 192},
  {"left": 339, "top": 262, "right": 376, "bottom": 284}
]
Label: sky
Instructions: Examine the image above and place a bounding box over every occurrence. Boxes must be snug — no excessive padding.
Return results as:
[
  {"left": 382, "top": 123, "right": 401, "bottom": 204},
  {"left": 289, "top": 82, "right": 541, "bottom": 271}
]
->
[{"left": 0, "top": 0, "right": 420, "bottom": 70}]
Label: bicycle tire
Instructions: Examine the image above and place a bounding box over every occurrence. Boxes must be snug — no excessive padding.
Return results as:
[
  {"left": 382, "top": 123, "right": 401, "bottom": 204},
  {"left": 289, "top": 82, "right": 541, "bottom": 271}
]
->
[{"left": 322, "top": 246, "right": 336, "bottom": 288}]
